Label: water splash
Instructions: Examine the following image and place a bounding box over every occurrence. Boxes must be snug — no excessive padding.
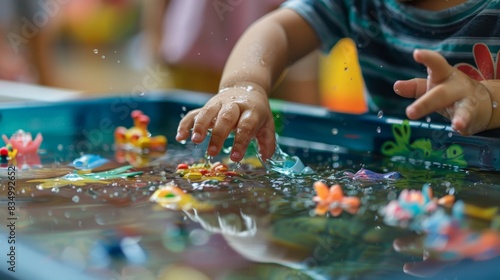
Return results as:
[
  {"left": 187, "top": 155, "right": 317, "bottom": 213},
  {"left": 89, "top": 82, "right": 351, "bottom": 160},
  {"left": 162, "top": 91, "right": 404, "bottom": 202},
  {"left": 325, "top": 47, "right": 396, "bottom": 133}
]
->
[{"left": 253, "top": 135, "right": 314, "bottom": 176}]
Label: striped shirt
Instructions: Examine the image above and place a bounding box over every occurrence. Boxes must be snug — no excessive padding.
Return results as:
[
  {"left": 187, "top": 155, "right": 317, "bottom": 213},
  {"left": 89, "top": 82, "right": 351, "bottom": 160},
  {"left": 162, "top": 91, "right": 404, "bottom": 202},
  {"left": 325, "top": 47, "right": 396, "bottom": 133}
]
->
[{"left": 282, "top": 0, "right": 500, "bottom": 116}]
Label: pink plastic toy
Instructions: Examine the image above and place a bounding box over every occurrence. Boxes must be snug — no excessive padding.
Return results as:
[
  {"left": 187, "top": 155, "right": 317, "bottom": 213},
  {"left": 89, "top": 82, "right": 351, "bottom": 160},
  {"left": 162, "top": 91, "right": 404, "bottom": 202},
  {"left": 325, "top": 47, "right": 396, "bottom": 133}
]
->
[{"left": 2, "top": 129, "right": 43, "bottom": 155}]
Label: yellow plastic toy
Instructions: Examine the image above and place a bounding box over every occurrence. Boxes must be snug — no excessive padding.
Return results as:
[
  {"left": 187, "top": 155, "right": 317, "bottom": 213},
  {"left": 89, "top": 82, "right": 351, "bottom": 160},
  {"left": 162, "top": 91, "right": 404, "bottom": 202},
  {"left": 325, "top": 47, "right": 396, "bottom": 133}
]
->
[
  {"left": 114, "top": 110, "right": 167, "bottom": 152},
  {"left": 150, "top": 183, "right": 214, "bottom": 211}
]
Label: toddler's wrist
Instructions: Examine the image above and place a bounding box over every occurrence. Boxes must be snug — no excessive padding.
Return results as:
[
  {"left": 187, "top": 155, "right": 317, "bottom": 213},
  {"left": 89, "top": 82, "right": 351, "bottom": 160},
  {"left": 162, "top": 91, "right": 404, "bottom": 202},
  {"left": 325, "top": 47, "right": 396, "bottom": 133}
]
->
[{"left": 218, "top": 81, "right": 268, "bottom": 96}]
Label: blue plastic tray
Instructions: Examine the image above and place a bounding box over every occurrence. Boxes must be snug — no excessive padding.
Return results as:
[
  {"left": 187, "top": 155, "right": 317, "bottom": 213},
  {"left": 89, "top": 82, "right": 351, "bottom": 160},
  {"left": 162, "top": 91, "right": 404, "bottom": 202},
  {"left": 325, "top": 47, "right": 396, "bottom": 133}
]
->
[{"left": 1, "top": 90, "right": 499, "bottom": 170}]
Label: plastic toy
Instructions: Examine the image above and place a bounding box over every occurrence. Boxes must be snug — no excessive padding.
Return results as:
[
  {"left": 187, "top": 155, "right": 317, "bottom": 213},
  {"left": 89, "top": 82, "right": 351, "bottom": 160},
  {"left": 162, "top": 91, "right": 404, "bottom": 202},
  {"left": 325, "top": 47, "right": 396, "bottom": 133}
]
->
[
  {"left": 28, "top": 165, "right": 143, "bottom": 189},
  {"left": 72, "top": 154, "right": 109, "bottom": 170},
  {"left": 176, "top": 161, "right": 240, "bottom": 182},
  {"left": 380, "top": 184, "right": 455, "bottom": 229},
  {"left": 422, "top": 203, "right": 500, "bottom": 261},
  {"left": 114, "top": 110, "right": 167, "bottom": 151},
  {"left": 150, "top": 182, "right": 214, "bottom": 211},
  {"left": 312, "top": 181, "right": 361, "bottom": 217},
  {"left": 344, "top": 168, "right": 402, "bottom": 180},
  {"left": 2, "top": 129, "right": 43, "bottom": 155},
  {"left": 0, "top": 144, "right": 16, "bottom": 160}
]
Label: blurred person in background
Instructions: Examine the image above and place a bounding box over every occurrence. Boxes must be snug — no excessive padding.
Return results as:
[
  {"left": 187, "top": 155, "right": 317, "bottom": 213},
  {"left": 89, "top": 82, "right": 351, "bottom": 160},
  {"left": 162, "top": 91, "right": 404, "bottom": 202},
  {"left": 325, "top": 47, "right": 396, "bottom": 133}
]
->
[
  {"left": 0, "top": 0, "right": 141, "bottom": 90},
  {"left": 143, "top": 0, "right": 320, "bottom": 105},
  {"left": 0, "top": 0, "right": 58, "bottom": 85}
]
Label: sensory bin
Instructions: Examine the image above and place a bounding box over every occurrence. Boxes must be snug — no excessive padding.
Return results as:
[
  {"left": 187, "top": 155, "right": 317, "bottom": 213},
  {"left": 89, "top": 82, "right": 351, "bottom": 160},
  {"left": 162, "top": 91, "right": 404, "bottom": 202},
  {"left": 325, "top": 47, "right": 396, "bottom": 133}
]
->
[{"left": 0, "top": 90, "right": 499, "bottom": 280}]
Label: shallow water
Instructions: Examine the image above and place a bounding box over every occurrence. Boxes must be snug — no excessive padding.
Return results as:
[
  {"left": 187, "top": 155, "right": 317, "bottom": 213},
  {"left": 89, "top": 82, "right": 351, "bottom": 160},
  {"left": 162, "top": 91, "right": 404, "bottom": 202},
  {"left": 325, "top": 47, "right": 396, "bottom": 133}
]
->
[{"left": 1, "top": 144, "right": 500, "bottom": 280}]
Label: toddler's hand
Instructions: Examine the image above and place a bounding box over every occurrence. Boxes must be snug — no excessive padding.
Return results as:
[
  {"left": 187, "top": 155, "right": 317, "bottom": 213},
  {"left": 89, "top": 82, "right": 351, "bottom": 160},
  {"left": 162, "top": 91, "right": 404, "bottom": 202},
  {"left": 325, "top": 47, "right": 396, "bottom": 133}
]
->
[
  {"left": 176, "top": 85, "right": 276, "bottom": 162},
  {"left": 394, "top": 49, "right": 493, "bottom": 135}
]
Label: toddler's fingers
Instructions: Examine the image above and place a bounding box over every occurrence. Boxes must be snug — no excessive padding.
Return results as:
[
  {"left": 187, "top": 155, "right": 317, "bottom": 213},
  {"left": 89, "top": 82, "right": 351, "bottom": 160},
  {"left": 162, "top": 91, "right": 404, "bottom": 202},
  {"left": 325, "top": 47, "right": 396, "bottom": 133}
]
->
[
  {"left": 413, "top": 49, "right": 454, "bottom": 83},
  {"left": 230, "top": 111, "right": 261, "bottom": 162},
  {"left": 255, "top": 123, "right": 276, "bottom": 162},
  {"left": 208, "top": 103, "right": 241, "bottom": 156},
  {"left": 191, "top": 103, "right": 221, "bottom": 144},
  {"left": 394, "top": 78, "right": 427, "bottom": 99},
  {"left": 405, "top": 84, "right": 457, "bottom": 120},
  {"left": 176, "top": 109, "right": 199, "bottom": 141}
]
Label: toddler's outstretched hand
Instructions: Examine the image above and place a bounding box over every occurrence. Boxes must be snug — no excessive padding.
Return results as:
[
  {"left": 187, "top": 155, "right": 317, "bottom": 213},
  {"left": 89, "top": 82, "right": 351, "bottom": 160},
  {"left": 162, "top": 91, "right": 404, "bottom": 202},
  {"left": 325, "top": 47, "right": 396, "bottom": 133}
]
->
[
  {"left": 394, "top": 49, "right": 494, "bottom": 135},
  {"left": 176, "top": 85, "right": 276, "bottom": 162}
]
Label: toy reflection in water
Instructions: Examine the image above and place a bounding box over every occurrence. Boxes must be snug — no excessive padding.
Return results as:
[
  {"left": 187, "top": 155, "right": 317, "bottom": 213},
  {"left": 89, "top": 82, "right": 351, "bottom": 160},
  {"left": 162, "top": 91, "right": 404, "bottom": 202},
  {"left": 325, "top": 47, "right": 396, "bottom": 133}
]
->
[
  {"left": 312, "top": 181, "right": 361, "bottom": 217},
  {"left": 343, "top": 168, "right": 402, "bottom": 181},
  {"left": 422, "top": 203, "right": 500, "bottom": 262},
  {"left": 114, "top": 110, "right": 167, "bottom": 152},
  {"left": 176, "top": 162, "right": 240, "bottom": 182},
  {"left": 382, "top": 184, "right": 500, "bottom": 276},
  {"left": 393, "top": 202, "right": 500, "bottom": 278},
  {"left": 115, "top": 149, "right": 157, "bottom": 167},
  {"left": 28, "top": 165, "right": 143, "bottom": 189},
  {"left": 150, "top": 182, "right": 214, "bottom": 211}
]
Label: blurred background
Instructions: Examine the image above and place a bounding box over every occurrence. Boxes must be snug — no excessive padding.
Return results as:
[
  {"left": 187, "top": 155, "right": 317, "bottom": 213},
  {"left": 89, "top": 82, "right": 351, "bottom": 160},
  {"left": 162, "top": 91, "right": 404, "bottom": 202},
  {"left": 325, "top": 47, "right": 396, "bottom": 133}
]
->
[{"left": 0, "top": 0, "right": 366, "bottom": 112}]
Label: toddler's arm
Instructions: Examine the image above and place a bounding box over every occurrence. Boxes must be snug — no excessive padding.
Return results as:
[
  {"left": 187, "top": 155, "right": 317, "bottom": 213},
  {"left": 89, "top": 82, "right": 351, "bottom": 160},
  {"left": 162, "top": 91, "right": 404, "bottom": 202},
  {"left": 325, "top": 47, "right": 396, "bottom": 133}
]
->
[{"left": 176, "top": 8, "right": 320, "bottom": 162}]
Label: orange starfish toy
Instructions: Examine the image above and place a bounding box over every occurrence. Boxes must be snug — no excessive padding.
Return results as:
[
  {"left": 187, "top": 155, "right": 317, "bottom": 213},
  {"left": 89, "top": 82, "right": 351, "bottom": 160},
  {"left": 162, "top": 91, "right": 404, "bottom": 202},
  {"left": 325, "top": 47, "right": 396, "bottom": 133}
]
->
[{"left": 313, "top": 181, "right": 361, "bottom": 217}]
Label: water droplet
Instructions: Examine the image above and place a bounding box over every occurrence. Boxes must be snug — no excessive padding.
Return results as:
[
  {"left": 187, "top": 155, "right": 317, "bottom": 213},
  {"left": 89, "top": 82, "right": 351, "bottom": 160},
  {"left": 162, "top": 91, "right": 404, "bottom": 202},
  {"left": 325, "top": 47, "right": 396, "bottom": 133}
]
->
[
  {"left": 493, "top": 101, "right": 498, "bottom": 108},
  {"left": 179, "top": 140, "right": 187, "bottom": 144},
  {"left": 36, "top": 185, "right": 44, "bottom": 190},
  {"left": 117, "top": 60, "right": 121, "bottom": 63},
  {"left": 57, "top": 144, "right": 63, "bottom": 151},
  {"left": 376, "top": 126, "right": 381, "bottom": 133},
  {"left": 72, "top": 195, "right": 80, "bottom": 203},
  {"left": 181, "top": 106, "right": 187, "bottom": 111},
  {"left": 114, "top": 50, "right": 117, "bottom": 54},
  {"left": 93, "top": 49, "right": 98, "bottom": 54},
  {"left": 197, "top": 52, "right": 201, "bottom": 55},
  {"left": 51, "top": 187, "right": 60, "bottom": 193},
  {"left": 377, "top": 110, "right": 384, "bottom": 118},
  {"left": 331, "top": 128, "right": 338, "bottom": 135},
  {"left": 101, "top": 55, "right": 106, "bottom": 59},
  {"left": 448, "top": 132, "right": 453, "bottom": 138},
  {"left": 64, "top": 212, "right": 71, "bottom": 218},
  {"left": 189, "top": 228, "right": 210, "bottom": 246},
  {"left": 426, "top": 116, "right": 432, "bottom": 122},
  {"left": 138, "top": 92, "right": 145, "bottom": 97}
]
